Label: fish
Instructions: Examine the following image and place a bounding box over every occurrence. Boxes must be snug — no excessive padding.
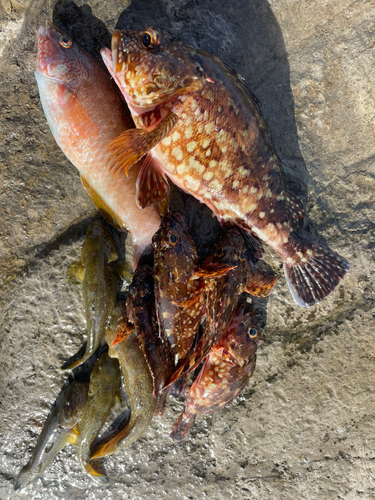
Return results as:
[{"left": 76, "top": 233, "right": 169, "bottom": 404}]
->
[
  {"left": 152, "top": 212, "right": 234, "bottom": 374},
  {"left": 90, "top": 301, "right": 157, "bottom": 458},
  {"left": 63, "top": 222, "right": 121, "bottom": 369},
  {"left": 76, "top": 349, "right": 121, "bottom": 483},
  {"left": 125, "top": 264, "right": 174, "bottom": 398},
  {"left": 101, "top": 27, "right": 350, "bottom": 307},
  {"left": 35, "top": 23, "right": 161, "bottom": 268},
  {"left": 15, "top": 379, "right": 89, "bottom": 489},
  {"left": 168, "top": 228, "right": 277, "bottom": 384},
  {"left": 170, "top": 305, "right": 260, "bottom": 441}
]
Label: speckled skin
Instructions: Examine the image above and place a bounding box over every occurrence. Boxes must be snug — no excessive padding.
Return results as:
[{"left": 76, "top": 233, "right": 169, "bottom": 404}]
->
[
  {"left": 173, "top": 228, "right": 277, "bottom": 380},
  {"left": 127, "top": 265, "right": 174, "bottom": 397},
  {"left": 90, "top": 305, "right": 157, "bottom": 459},
  {"left": 65, "top": 222, "right": 120, "bottom": 369},
  {"left": 170, "top": 307, "right": 259, "bottom": 441},
  {"left": 35, "top": 23, "right": 161, "bottom": 268},
  {"left": 76, "top": 350, "right": 121, "bottom": 483},
  {"left": 15, "top": 380, "right": 88, "bottom": 489},
  {"left": 101, "top": 28, "right": 349, "bottom": 307},
  {"left": 152, "top": 212, "right": 207, "bottom": 367}
]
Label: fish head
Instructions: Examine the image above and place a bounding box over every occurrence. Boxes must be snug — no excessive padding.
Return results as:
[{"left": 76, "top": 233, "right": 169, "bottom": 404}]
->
[
  {"left": 105, "top": 28, "right": 205, "bottom": 113},
  {"left": 223, "top": 307, "right": 259, "bottom": 366},
  {"left": 205, "top": 229, "right": 247, "bottom": 269},
  {"left": 153, "top": 212, "right": 197, "bottom": 283},
  {"left": 57, "top": 381, "right": 89, "bottom": 429},
  {"left": 82, "top": 222, "right": 118, "bottom": 264},
  {"left": 36, "top": 23, "right": 94, "bottom": 88}
]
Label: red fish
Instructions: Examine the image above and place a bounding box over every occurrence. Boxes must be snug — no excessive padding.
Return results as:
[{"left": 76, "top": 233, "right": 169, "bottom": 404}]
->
[
  {"left": 170, "top": 306, "right": 260, "bottom": 441},
  {"left": 101, "top": 27, "right": 349, "bottom": 305},
  {"left": 35, "top": 23, "right": 161, "bottom": 268}
]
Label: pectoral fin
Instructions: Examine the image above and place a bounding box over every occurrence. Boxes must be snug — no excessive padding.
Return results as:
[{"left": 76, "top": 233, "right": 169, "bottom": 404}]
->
[
  {"left": 136, "top": 153, "right": 170, "bottom": 209},
  {"left": 245, "top": 271, "right": 278, "bottom": 297},
  {"left": 111, "top": 322, "right": 133, "bottom": 346},
  {"left": 107, "top": 110, "right": 178, "bottom": 177},
  {"left": 191, "top": 263, "right": 236, "bottom": 279},
  {"left": 66, "top": 260, "right": 85, "bottom": 284}
]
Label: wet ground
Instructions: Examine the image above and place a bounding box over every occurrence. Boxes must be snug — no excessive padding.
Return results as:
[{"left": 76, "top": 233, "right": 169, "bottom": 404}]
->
[{"left": 1, "top": 0, "right": 375, "bottom": 498}]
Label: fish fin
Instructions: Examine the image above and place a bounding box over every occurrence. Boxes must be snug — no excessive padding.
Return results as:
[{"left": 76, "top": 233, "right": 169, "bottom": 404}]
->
[
  {"left": 154, "top": 389, "right": 169, "bottom": 417},
  {"left": 221, "top": 61, "right": 262, "bottom": 109},
  {"left": 114, "top": 260, "right": 133, "bottom": 284},
  {"left": 80, "top": 176, "right": 129, "bottom": 232},
  {"left": 170, "top": 412, "right": 196, "bottom": 441},
  {"left": 56, "top": 84, "right": 99, "bottom": 140},
  {"left": 66, "top": 260, "right": 85, "bottom": 284},
  {"left": 169, "top": 373, "right": 188, "bottom": 398},
  {"left": 107, "top": 110, "right": 178, "bottom": 177},
  {"left": 136, "top": 153, "right": 170, "bottom": 208},
  {"left": 112, "top": 322, "right": 133, "bottom": 346},
  {"left": 84, "top": 459, "right": 109, "bottom": 484},
  {"left": 284, "top": 237, "right": 350, "bottom": 307},
  {"left": 238, "top": 228, "right": 264, "bottom": 263},
  {"left": 283, "top": 189, "right": 305, "bottom": 230},
  {"left": 245, "top": 271, "right": 279, "bottom": 297},
  {"left": 192, "top": 263, "right": 236, "bottom": 279},
  {"left": 158, "top": 197, "right": 169, "bottom": 217}
]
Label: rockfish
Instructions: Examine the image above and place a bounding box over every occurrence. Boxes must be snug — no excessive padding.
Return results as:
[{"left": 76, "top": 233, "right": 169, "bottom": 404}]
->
[
  {"left": 101, "top": 27, "right": 349, "bottom": 306},
  {"left": 35, "top": 23, "right": 161, "bottom": 268},
  {"left": 170, "top": 306, "right": 259, "bottom": 441}
]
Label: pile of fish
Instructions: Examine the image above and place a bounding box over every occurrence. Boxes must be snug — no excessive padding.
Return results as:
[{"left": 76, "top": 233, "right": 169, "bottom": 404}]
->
[{"left": 15, "top": 22, "right": 350, "bottom": 488}]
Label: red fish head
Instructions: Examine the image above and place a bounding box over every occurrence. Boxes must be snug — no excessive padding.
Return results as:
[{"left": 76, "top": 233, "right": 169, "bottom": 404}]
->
[
  {"left": 221, "top": 307, "right": 259, "bottom": 366},
  {"left": 204, "top": 228, "right": 248, "bottom": 269},
  {"left": 36, "top": 23, "right": 94, "bottom": 88},
  {"left": 152, "top": 212, "right": 197, "bottom": 283},
  {"left": 106, "top": 27, "right": 205, "bottom": 112}
]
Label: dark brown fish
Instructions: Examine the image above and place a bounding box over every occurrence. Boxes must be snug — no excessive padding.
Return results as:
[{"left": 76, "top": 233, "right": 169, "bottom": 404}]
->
[
  {"left": 101, "top": 28, "right": 349, "bottom": 307},
  {"left": 170, "top": 306, "right": 259, "bottom": 441},
  {"left": 168, "top": 228, "right": 277, "bottom": 385},
  {"left": 152, "top": 212, "right": 233, "bottom": 373}
]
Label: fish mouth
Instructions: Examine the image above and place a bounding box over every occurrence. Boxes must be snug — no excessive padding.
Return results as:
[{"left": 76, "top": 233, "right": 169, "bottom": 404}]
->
[{"left": 36, "top": 22, "right": 65, "bottom": 76}]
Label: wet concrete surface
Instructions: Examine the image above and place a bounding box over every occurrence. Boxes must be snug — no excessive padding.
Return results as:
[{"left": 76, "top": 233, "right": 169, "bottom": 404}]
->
[{"left": 1, "top": 0, "right": 375, "bottom": 498}]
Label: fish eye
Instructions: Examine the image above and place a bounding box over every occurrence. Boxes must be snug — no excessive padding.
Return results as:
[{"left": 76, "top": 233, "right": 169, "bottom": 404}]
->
[
  {"left": 248, "top": 327, "right": 258, "bottom": 339},
  {"left": 139, "top": 28, "right": 163, "bottom": 50},
  {"left": 168, "top": 231, "right": 178, "bottom": 246},
  {"left": 59, "top": 35, "right": 73, "bottom": 49},
  {"left": 216, "top": 247, "right": 224, "bottom": 258}
]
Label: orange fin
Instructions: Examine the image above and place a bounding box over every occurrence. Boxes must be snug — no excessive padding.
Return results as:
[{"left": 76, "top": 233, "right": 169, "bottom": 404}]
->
[
  {"left": 56, "top": 84, "right": 99, "bottom": 140},
  {"left": 158, "top": 197, "right": 169, "bottom": 217},
  {"left": 107, "top": 110, "right": 178, "bottom": 177},
  {"left": 172, "top": 287, "right": 204, "bottom": 307},
  {"left": 80, "top": 176, "right": 129, "bottom": 232},
  {"left": 245, "top": 271, "right": 279, "bottom": 298},
  {"left": 112, "top": 322, "right": 133, "bottom": 346},
  {"left": 192, "top": 263, "right": 236, "bottom": 279},
  {"left": 136, "top": 153, "right": 170, "bottom": 209}
]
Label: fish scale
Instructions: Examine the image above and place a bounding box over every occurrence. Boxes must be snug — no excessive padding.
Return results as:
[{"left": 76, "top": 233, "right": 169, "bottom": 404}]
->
[{"left": 101, "top": 27, "right": 350, "bottom": 307}]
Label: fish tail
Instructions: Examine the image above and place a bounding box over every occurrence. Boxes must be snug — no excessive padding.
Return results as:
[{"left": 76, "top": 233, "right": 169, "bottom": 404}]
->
[
  {"left": 283, "top": 236, "right": 350, "bottom": 307},
  {"left": 170, "top": 412, "right": 196, "bottom": 441}
]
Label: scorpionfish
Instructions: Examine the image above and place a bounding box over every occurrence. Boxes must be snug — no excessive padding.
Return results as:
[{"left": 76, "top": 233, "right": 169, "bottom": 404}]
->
[
  {"left": 101, "top": 27, "right": 349, "bottom": 306},
  {"left": 170, "top": 305, "right": 260, "bottom": 441}
]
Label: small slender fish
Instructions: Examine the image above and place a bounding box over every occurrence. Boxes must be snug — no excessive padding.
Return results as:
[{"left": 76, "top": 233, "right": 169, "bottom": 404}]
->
[
  {"left": 170, "top": 306, "right": 260, "bottom": 441},
  {"left": 168, "top": 228, "right": 277, "bottom": 384},
  {"left": 101, "top": 27, "right": 349, "bottom": 306},
  {"left": 35, "top": 23, "right": 161, "bottom": 268},
  {"left": 15, "top": 379, "right": 89, "bottom": 489},
  {"left": 76, "top": 350, "right": 121, "bottom": 483},
  {"left": 152, "top": 212, "right": 233, "bottom": 375},
  {"left": 64, "top": 222, "right": 120, "bottom": 369},
  {"left": 90, "top": 302, "right": 157, "bottom": 458}
]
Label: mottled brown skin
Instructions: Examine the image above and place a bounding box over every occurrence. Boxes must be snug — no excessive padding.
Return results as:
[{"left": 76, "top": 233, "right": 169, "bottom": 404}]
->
[
  {"left": 127, "top": 264, "right": 174, "bottom": 397},
  {"left": 170, "top": 306, "right": 259, "bottom": 441},
  {"left": 64, "top": 222, "right": 120, "bottom": 369},
  {"left": 91, "top": 304, "right": 157, "bottom": 459},
  {"left": 102, "top": 28, "right": 349, "bottom": 307},
  {"left": 152, "top": 212, "right": 207, "bottom": 367},
  {"left": 171, "top": 228, "right": 277, "bottom": 382}
]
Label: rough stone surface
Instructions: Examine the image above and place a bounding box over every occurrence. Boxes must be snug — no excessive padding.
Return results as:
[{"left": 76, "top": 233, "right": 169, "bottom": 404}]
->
[{"left": 1, "top": 0, "right": 375, "bottom": 499}]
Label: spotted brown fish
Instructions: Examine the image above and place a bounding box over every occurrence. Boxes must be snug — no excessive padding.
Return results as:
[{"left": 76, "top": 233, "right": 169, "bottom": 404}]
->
[
  {"left": 170, "top": 305, "right": 259, "bottom": 441},
  {"left": 101, "top": 27, "right": 349, "bottom": 307}
]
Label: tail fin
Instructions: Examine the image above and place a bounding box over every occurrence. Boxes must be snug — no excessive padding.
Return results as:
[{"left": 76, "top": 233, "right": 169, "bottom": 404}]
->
[
  {"left": 284, "top": 238, "right": 350, "bottom": 307},
  {"left": 170, "top": 412, "right": 196, "bottom": 441}
]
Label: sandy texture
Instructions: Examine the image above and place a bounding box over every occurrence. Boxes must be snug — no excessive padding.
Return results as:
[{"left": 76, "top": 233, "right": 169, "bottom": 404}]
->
[{"left": 1, "top": 0, "right": 375, "bottom": 498}]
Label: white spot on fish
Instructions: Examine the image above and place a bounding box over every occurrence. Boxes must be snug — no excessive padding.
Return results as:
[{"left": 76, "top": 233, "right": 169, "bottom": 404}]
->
[
  {"left": 186, "top": 141, "right": 197, "bottom": 152},
  {"left": 259, "top": 212, "right": 265, "bottom": 219},
  {"left": 172, "top": 147, "right": 183, "bottom": 161},
  {"left": 203, "top": 171, "right": 214, "bottom": 182}
]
